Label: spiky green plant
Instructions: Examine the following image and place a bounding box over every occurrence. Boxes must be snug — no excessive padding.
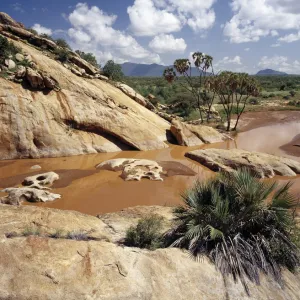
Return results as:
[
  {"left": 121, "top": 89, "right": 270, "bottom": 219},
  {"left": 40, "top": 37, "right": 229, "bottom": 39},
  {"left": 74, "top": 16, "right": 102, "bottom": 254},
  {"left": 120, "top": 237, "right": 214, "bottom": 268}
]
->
[{"left": 165, "top": 169, "right": 299, "bottom": 294}]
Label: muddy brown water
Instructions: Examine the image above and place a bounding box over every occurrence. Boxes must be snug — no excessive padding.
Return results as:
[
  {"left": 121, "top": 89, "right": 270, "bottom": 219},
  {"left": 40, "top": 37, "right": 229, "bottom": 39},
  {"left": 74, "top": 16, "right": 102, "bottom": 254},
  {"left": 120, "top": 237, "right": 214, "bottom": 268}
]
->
[{"left": 1, "top": 111, "right": 300, "bottom": 215}]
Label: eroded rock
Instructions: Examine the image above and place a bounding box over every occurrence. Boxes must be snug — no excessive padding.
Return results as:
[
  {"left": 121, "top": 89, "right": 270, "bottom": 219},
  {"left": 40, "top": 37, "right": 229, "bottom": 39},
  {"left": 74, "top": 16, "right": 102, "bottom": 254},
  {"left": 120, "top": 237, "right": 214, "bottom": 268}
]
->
[
  {"left": 26, "top": 67, "right": 44, "bottom": 89},
  {"left": 96, "top": 159, "right": 196, "bottom": 181},
  {"left": 22, "top": 172, "right": 59, "bottom": 189},
  {"left": 0, "top": 187, "right": 61, "bottom": 205},
  {"left": 185, "top": 148, "right": 300, "bottom": 178}
]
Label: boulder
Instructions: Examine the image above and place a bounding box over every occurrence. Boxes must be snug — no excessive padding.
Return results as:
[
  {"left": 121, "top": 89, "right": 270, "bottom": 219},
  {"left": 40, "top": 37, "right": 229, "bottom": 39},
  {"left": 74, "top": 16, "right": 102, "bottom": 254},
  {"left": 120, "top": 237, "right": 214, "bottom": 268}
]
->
[
  {"left": 42, "top": 73, "right": 57, "bottom": 89},
  {"left": 171, "top": 119, "right": 225, "bottom": 146},
  {"left": 15, "top": 65, "right": 26, "bottom": 78},
  {"left": 26, "top": 67, "right": 45, "bottom": 89},
  {"left": 98, "top": 74, "right": 109, "bottom": 81},
  {"left": 185, "top": 148, "right": 300, "bottom": 178},
  {"left": 24, "top": 53, "right": 32, "bottom": 62},
  {"left": 70, "top": 67, "right": 82, "bottom": 76},
  {"left": 4, "top": 58, "right": 16, "bottom": 70},
  {"left": 15, "top": 53, "right": 24, "bottom": 62},
  {"left": 0, "top": 187, "right": 61, "bottom": 205},
  {"left": 96, "top": 159, "right": 196, "bottom": 181},
  {"left": 22, "top": 171, "right": 59, "bottom": 189},
  {"left": 69, "top": 55, "right": 98, "bottom": 75},
  {"left": 170, "top": 119, "right": 204, "bottom": 146},
  {"left": 116, "top": 83, "right": 155, "bottom": 110}
]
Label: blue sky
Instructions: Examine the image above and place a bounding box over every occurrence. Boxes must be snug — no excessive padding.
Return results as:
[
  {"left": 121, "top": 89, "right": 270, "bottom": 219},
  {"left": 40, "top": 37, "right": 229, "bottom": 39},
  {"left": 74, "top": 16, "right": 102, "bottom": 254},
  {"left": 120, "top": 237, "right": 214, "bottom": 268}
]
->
[{"left": 2, "top": 0, "right": 300, "bottom": 74}]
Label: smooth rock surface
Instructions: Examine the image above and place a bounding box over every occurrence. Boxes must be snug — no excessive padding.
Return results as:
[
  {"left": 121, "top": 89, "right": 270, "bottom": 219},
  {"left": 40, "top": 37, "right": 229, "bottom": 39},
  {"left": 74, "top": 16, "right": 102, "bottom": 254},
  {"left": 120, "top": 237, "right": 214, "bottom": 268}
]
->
[
  {"left": 185, "top": 148, "right": 300, "bottom": 178},
  {"left": 0, "top": 40, "right": 169, "bottom": 159},
  {"left": 0, "top": 204, "right": 299, "bottom": 300}
]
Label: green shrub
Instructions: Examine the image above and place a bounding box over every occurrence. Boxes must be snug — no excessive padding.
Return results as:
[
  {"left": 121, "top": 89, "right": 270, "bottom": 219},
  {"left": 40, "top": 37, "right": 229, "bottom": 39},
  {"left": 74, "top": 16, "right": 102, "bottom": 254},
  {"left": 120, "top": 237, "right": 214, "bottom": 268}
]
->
[
  {"left": 54, "top": 48, "right": 69, "bottom": 62},
  {"left": 103, "top": 60, "right": 124, "bottom": 81},
  {"left": 66, "top": 230, "right": 89, "bottom": 241},
  {"left": 22, "top": 226, "right": 41, "bottom": 237},
  {"left": 75, "top": 50, "right": 99, "bottom": 68},
  {"left": 27, "top": 28, "right": 38, "bottom": 35},
  {"left": 124, "top": 215, "right": 164, "bottom": 250},
  {"left": 165, "top": 169, "right": 299, "bottom": 294},
  {"left": 249, "top": 97, "right": 260, "bottom": 105},
  {"left": 290, "top": 91, "right": 296, "bottom": 97},
  {"left": 283, "top": 95, "right": 290, "bottom": 100},
  {"left": 55, "top": 38, "right": 71, "bottom": 50},
  {"left": 0, "top": 35, "right": 21, "bottom": 62}
]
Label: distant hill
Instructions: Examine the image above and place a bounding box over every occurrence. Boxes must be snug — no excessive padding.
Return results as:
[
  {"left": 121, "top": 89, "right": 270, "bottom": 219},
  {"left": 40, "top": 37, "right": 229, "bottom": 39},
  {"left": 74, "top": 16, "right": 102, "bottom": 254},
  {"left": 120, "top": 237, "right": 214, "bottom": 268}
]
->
[
  {"left": 121, "top": 62, "right": 201, "bottom": 77},
  {"left": 256, "top": 69, "right": 288, "bottom": 76}
]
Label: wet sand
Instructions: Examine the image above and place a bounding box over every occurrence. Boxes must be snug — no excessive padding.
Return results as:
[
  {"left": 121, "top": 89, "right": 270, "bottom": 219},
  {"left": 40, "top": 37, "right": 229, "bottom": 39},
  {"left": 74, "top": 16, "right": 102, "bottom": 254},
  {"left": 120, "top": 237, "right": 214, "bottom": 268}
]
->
[{"left": 1, "top": 111, "right": 300, "bottom": 215}]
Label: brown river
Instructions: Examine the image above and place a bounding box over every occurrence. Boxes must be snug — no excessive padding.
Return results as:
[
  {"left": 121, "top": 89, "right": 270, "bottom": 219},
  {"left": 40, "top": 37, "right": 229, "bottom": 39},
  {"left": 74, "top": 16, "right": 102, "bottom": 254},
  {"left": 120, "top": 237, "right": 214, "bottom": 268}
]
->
[{"left": 1, "top": 111, "right": 300, "bottom": 215}]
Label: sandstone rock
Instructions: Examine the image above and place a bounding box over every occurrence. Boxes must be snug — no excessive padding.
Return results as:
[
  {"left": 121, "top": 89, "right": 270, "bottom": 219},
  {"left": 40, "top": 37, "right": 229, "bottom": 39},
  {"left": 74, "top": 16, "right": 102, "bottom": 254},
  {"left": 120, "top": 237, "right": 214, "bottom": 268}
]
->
[
  {"left": 97, "top": 158, "right": 164, "bottom": 181},
  {"left": 0, "top": 12, "right": 24, "bottom": 28},
  {"left": 185, "top": 148, "right": 300, "bottom": 178},
  {"left": 4, "top": 58, "right": 16, "bottom": 70},
  {"left": 15, "top": 53, "right": 24, "bottom": 62},
  {"left": 70, "top": 67, "right": 82, "bottom": 76},
  {"left": 0, "top": 33, "right": 169, "bottom": 159},
  {"left": 26, "top": 67, "right": 44, "bottom": 89},
  {"left": 22, "top": 171, "right": 59, "bottom": 189},
  {"left": 42, "top": 73, "right": 57, "bottom": 89},
  {"left": 0, "top": 187, "right": 61, "bottom": 205},
  {"left": 30, "top": 164, "right": 42, "bottom": 170},
  {"left": 24, "top": 53, "right": 32, "bottom": 62},
  {"left": 69, "top": 55, "right": 98, "bottom": 75},
  {"left": 117, "top": 83, "right": 155, "bottom": 110},
  {"left": 171, "top": 119, "right": 204, "bottom": 146},
  {"left": 98, "top": 74, "right": 109, "bottom": 81},
  {"left": 15, "top": 65, "right": 26, "bottom": 78},
  {"left": 2, "top": 24, "right": 33, "bottom": 39},
  {"left": 171, "top": 119, "right": 225, "bottom": 146},
  {"left": 96, "top": 159, "right": 196, "bottom": 181},
  {"left": 0, "top": 204, "right": 299, "bottom": 300}
]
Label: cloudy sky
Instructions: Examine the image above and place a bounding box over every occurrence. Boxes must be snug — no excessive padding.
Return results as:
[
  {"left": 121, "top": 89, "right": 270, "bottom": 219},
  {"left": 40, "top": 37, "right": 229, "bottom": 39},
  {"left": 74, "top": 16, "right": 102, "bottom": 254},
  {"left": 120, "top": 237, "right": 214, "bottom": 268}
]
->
[{"left": 2, "top": 0, "right": 300, "bottom": 74}]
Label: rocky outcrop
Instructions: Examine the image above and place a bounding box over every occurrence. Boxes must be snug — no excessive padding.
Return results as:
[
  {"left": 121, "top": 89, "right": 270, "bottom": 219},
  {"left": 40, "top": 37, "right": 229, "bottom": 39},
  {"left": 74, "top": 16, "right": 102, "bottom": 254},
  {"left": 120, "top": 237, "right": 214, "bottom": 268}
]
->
[
  {"left": 116, "top": 83, "right": 155, "bottom": 110},
  {"left": 185, "top": 148, "right": 300, "bottom": 178},
  {"left": 170, "top": 119, "right": 225, "bottom": 146},
  {"left": 96, "top": 159, "right": 196, "bottom": 181},
  {"left": 0, "top": 187, "right": 61, "bottom": 205},
  {"left": 0, "top": 12, "right": 24, "bottom": 28},
  {"left": 0, "top": 204, "right": 299, "bottom": 300},
  {"left": 69, "top": 55, "right": 98, "bottom": 75},
  {"left": 0, "top": 39, "right": 169, "bottom": 159}
]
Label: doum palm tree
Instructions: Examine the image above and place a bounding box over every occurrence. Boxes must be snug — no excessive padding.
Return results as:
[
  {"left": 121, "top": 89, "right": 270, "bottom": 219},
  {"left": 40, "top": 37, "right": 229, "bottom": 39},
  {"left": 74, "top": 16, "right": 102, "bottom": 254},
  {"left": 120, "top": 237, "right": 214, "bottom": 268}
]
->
[{"left": 165, "top": 169, "right": 299, "bottom": 295}]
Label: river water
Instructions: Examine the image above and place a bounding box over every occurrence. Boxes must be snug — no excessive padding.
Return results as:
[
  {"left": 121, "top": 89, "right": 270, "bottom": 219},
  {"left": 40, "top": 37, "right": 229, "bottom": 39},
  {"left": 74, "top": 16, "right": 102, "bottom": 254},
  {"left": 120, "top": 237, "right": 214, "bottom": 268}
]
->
[{"left": 1, "top": 111, "right": 300, "bottom": 215}]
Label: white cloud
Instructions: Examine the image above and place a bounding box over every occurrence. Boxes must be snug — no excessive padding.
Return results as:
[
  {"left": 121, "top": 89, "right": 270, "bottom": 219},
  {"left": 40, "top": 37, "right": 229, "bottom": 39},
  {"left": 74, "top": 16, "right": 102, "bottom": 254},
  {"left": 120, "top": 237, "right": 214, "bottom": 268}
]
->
[
  {"left": 128, "top": 0, "right": 216, "bottom": 36},
  {"left": 215, "top": 56, "right": 243, "bottom": 72},
  {"left": 258, "top": 55, "right": 300, "bottom": 74},
  {"left": 278, "top": 31, "right": 300, "bottom": 43},
  {"left": 224, "top": 0, "right": 300, "bottom": 43},
  {"left": 32, "top": 24, "right": 53, "bottom": 35},
  {"left": 244, "top": 48, "right": 250, "bottom": 51},
  {"left": 271, "top": 43, "right": 280, "bottom": 47},
  {"left": 67, "top": 3, "right": 160, "bottom": 64},
  {"left": 12, "top": 3, "right": 25, "bottom": 13},
  {"left": 149, "top": 34, "right": 186, "bottom": 53}
]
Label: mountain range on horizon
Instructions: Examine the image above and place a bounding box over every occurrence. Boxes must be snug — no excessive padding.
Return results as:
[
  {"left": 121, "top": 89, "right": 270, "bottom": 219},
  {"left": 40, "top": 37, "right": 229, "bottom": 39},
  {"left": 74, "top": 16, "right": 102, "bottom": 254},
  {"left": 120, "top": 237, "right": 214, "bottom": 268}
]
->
[{"left": 120, "top": 62, "right": 291, "bottom": 77}]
